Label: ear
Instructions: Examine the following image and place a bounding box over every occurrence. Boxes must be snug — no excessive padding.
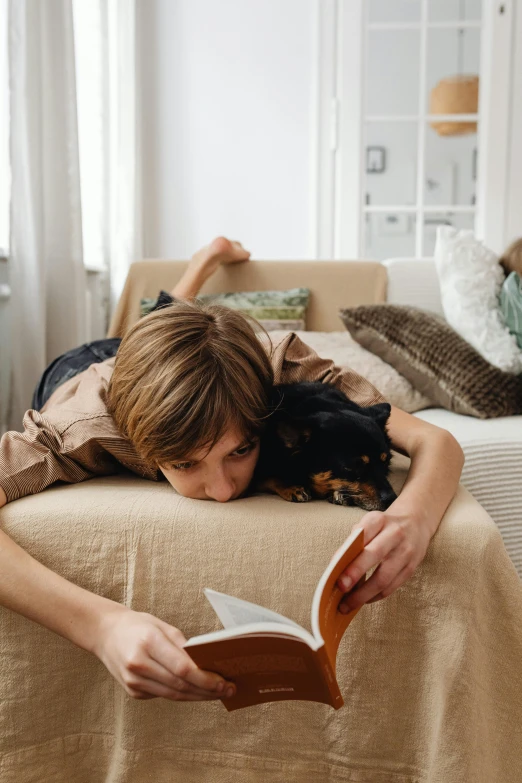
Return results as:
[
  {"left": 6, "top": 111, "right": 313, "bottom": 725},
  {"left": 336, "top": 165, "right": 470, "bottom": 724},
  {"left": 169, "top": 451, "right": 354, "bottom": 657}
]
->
[
  {"left": 365, "top": 402, "right": 392, "bottom": 428},
  {"left": 276, "top": 421, "right": 311, "bottom": 449}
]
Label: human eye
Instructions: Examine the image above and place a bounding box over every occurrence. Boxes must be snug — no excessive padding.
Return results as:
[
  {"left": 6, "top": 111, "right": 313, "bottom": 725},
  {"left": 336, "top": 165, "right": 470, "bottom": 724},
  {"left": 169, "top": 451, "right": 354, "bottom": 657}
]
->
[
  {"left": 171, "top": 461, "right": 195, "bottom": 471},
  {"left": 233, "top": 439, "right": 257, "bottom": 457}
]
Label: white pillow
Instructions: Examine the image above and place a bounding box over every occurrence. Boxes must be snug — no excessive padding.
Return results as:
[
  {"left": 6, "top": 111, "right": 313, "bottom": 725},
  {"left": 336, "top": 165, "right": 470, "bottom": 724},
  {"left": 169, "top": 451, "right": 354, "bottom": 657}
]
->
[{"left": 434, "top": 226, "right": 522, "bottom": 374}]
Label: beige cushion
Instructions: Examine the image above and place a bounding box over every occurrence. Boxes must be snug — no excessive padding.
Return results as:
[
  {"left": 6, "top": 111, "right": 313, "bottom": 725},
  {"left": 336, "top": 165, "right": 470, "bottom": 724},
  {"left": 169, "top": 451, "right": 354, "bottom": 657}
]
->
[{"left": 263, "top": 330, "right": 433, "bottom": 413}]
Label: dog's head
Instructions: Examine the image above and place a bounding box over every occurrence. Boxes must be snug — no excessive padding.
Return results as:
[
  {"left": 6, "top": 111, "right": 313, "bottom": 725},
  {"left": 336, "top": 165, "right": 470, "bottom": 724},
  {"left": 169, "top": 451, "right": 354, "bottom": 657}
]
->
[{"left": 270, "top": 383, "right": 397, "bottom": 511}]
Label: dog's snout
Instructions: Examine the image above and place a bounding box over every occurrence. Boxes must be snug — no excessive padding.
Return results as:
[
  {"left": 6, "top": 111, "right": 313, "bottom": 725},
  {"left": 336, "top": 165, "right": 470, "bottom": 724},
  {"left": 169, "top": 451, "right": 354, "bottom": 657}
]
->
[{"left": 379, "top": 486, "right": 397, "bottom": 509}]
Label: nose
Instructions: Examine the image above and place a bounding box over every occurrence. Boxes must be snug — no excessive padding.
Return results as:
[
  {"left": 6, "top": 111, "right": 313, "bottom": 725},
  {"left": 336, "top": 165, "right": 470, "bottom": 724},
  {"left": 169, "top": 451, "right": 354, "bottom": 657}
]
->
[
  {"left": 379, "top": 484, "right": 397, "bottom": 510},
  {"left": 205, "top": 472, "right": 236, "bottom": 502}
]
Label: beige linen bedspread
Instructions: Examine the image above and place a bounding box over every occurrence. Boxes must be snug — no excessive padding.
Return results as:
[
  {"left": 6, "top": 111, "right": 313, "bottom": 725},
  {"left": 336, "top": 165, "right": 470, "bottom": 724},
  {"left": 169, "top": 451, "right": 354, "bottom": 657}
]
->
[{"left": 1, "top": 452, "right": 521, "bottom": 783}]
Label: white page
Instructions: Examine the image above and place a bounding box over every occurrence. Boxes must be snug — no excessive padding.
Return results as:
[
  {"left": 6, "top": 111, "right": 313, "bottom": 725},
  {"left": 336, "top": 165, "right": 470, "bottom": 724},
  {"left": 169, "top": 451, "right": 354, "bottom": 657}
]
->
[
  {"left": 203, "top": 588, "right": 304, "bottom": 631},
  {"left": 183, "top": 621, "right": 319, "bottom": 650}
]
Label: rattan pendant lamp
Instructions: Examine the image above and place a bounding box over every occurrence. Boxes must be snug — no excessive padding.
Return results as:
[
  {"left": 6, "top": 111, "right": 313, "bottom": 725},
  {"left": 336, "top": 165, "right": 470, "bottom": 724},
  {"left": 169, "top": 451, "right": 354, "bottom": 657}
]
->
[{"left": 429, "top": 3, "right": 479, "bottom": 137}]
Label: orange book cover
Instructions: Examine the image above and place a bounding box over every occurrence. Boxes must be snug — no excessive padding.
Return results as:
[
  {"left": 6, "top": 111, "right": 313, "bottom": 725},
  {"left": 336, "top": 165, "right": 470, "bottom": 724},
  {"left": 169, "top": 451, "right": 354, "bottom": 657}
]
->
[{"left": 183, "top": 528, "right": 366, "bottom": 712}]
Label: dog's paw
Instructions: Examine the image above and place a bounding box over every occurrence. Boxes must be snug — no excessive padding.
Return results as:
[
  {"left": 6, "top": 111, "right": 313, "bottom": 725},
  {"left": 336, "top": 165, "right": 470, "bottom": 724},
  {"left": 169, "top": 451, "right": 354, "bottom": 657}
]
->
[
  {"left": 280, "top": 486, "right": 311, "bottom": 503},
  {"left": 328, "top": 490, "right": 354, "bottom": 506},
  {"left": 291, "top": 487, "right": 311, "bottom": 503}
]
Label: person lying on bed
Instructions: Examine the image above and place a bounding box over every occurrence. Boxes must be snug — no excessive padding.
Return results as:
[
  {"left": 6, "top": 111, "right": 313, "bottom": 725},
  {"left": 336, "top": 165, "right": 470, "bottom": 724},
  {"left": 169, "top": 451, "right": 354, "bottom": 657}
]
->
[{"left": 0, "top": 236, "right": 464, "bottom": 706}]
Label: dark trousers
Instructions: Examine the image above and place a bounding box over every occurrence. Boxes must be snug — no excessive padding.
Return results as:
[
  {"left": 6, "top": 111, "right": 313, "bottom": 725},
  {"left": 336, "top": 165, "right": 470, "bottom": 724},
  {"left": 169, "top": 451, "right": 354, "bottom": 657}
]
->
[{"left": 32, "top": 338, "right": 122, "bottom": 411}]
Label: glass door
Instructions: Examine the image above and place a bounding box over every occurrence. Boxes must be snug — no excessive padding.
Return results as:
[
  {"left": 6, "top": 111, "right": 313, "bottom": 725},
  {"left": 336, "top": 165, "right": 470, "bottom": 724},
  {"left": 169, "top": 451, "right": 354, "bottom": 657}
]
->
[{"left": 362, "top": 0, "right": 482, "bottom": 259}]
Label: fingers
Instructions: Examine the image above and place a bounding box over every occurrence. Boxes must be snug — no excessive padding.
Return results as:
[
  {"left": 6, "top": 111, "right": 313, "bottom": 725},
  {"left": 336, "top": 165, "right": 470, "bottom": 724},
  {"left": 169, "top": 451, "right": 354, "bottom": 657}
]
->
[
  {"left": 339, "top": 549, "right": 415, "bottom": 613},
  {"left": 125, "top": 674, "right": 224, "bottom": 701},
  {"left": 333, "top": 511, "right": 429, "bottom": 613},
  {"left": 150, "top": 620, "right": 233, "bottom": 694},
  {"left": 127, "top": 652, "right": 225, "bottom": 699},
  {"left": 336, "top": 515, "right": 401, "bottom": 593},
  {"left": 366, "top": 563, "right": 414, "bottom": 604}
]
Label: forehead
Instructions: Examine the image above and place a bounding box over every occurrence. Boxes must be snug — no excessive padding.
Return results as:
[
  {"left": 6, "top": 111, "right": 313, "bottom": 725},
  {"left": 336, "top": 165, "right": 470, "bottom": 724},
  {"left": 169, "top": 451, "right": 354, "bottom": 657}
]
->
[{"left": 188, "top": 427, "right": 248, "bottom": 461}]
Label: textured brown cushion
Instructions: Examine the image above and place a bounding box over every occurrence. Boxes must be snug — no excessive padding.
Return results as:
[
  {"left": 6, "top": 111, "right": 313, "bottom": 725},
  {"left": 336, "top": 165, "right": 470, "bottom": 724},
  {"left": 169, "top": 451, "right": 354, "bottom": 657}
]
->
[{"left": 339, "top": 304, "right": 522, "bottom": 419}]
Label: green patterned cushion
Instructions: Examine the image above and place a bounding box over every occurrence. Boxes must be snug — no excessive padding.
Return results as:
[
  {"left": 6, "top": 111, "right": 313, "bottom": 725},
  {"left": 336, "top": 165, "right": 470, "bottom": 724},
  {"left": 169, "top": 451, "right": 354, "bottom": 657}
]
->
[
  {"left": 198, "top": 287, "right": 309, "bottom": 309},
  {"left": 500, "top": 271, "right": 522, "bottom": 349},
  {"left": 140, "top": 287, "right": 310, "bottom": 331},
  {"left": 140, "top": 297, "right": 162, "bottom": 318},
  {"left": 205, "top": 305, "right": 305, "bottom": 321}
]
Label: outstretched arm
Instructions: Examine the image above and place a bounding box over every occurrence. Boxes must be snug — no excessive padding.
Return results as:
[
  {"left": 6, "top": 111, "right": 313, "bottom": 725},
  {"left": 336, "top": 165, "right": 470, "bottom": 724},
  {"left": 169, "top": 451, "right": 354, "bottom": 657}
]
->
[
  {"left": 384, "top": 405, "right": 464, "bottom": 538},
  {"left": 170, "top": 237, "right": 251, "bottom": 300},
  {"left": 0, "top": 464, "right": 236, "bottom": 703},
  {"left": 334, "top": 406, "right": 465, "bottom": 613}
]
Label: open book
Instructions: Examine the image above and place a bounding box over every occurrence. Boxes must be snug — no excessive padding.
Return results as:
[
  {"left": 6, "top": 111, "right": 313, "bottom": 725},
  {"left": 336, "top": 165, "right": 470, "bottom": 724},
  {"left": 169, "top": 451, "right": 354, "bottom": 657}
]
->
[{"left": 183, "top": 528, "right": 366, "bottom": 711}]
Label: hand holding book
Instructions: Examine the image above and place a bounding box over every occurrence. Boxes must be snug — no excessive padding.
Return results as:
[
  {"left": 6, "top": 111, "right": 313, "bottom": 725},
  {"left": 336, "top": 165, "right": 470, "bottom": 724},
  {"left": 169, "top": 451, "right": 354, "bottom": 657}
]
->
[{"left": 183, "top": 528, "right": 367, "bottom": 711}]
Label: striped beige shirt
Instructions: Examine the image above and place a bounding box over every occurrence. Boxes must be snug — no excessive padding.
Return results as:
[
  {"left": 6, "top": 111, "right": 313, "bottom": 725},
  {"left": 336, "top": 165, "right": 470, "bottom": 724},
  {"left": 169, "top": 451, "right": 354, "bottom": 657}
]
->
[{"left": 0, "top": 332, "right": 385, "bottom": 503}]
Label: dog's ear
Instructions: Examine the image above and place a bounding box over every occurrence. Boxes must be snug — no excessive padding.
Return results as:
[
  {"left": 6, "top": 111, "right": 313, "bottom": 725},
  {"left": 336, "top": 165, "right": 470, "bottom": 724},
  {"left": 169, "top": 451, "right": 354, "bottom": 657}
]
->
[
  {"left": 364, "top": 402, "right": 392, "bottom": 428},
  {"left": 276, "top": 421, "right": 311, "bottom": 450}
]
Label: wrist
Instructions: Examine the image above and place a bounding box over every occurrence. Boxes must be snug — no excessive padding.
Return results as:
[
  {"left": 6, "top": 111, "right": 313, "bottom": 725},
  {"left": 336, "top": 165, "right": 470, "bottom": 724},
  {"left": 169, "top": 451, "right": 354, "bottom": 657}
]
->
[
  {"left": 385, "top": 498, "right": 440, "bottom": 539},
  {"left": 75, "top": 592, "right": 131, "bottom": 656},
  {"left": 385, "top": 431, "right": 463, "bottom": 540}
]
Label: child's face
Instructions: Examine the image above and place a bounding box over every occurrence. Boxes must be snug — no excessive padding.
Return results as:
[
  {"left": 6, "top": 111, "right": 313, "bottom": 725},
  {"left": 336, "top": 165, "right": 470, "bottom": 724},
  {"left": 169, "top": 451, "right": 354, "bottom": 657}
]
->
[{"left": 158, "top": 427, "right": 260, "bottom": 502}]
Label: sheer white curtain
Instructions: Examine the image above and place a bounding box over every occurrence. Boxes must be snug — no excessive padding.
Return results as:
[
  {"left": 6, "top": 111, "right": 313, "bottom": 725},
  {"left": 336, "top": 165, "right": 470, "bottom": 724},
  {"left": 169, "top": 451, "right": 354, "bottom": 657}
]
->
[
  {"left": 7, "top": 0, "right": 141, "bottom": 432},
  {"left": 73, "top": 0, "right": 142, "bottom": 314}
]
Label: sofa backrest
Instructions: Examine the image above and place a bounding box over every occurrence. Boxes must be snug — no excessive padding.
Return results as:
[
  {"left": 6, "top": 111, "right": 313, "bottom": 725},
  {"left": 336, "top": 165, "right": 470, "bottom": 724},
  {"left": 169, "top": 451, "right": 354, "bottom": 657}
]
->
[
  {"left": 107, "top": 259, "right": 388, "bottom": 337},
  {"left": 382, "top": 258, "right": 444, "bottom": 316}
]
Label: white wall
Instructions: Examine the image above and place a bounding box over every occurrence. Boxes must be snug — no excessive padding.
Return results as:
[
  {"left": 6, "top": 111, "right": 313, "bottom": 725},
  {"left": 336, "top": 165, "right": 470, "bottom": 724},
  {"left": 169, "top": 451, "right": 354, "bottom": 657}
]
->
[{"left": 138, "top": 0, "right": 315, "bottom": 260}]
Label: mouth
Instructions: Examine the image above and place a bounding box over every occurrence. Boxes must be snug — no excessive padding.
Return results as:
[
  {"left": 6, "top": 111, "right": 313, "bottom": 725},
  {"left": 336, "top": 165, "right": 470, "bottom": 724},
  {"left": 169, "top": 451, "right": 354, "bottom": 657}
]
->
[{"left": 328, "top": 487, "right": 397, "bottom": 511}]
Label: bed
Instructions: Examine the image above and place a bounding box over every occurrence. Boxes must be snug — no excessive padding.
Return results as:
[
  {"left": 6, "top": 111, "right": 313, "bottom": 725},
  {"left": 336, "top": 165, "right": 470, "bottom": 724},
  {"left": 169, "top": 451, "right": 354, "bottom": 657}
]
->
[{"left": 1, "top": 259, "right": 521, "bottom": 783}]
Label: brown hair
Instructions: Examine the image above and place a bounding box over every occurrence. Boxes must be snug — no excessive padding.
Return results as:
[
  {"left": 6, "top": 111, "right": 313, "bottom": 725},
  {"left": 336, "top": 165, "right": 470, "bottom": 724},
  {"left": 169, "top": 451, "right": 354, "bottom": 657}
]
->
[
  {"left": 499, "top": 238, "right": 522, "bottom": 278},
  {"left": 106, "top": 299, "right": 275, "bottom": 468}
]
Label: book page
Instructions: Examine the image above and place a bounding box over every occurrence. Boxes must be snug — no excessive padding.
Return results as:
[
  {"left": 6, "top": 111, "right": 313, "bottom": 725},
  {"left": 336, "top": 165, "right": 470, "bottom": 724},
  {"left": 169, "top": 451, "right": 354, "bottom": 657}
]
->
[
  {"left": 203, "top": 588, "right": 304, "bottom": 632},
  {"left": 183, "top": 621, "right": 318, "bottom": 650}
]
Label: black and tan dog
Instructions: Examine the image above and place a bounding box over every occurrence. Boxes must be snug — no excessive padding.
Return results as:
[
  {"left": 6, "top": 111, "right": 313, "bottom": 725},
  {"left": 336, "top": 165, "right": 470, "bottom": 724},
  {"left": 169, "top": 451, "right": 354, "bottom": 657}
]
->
[{"left": 253, "top": 381, "right": 397, "bottom": 512}]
